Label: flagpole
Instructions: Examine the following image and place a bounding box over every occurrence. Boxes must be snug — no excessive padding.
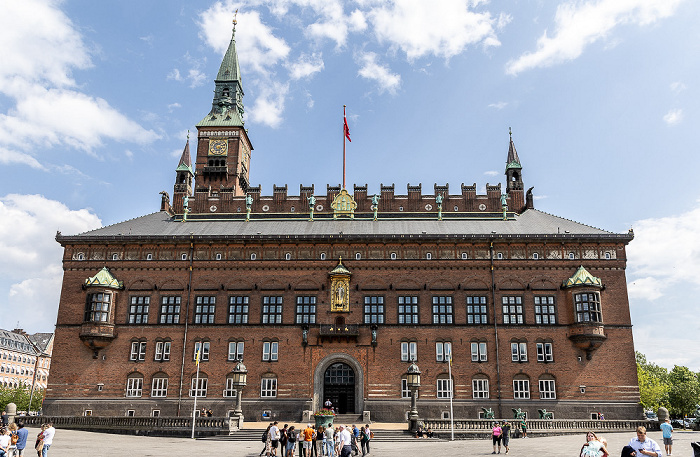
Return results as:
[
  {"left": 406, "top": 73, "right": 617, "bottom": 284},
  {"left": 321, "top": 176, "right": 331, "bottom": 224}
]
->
[
  {"left": 343, "top": 105, "right": 347, "bottom": 189},
  {"left": 448, "top": 352, "right": 454, "bottom": 441},
  {"left": 191, "top": 349, "right": 201, "bottom": 439}
]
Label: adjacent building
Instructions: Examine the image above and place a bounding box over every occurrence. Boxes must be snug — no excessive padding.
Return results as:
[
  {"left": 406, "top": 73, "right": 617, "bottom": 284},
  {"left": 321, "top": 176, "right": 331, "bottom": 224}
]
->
[
  {"left": 45, "top": 22, "right": 640, "bottom": 421},
  {"left": 1, "top": 329, "right": 53, "bottom": 391}
]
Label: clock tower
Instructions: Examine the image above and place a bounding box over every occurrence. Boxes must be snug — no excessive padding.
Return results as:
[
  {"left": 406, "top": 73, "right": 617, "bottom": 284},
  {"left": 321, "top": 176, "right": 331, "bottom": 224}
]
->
[{"left": 194, "top": 17, "right": 253, "bottom": 198}]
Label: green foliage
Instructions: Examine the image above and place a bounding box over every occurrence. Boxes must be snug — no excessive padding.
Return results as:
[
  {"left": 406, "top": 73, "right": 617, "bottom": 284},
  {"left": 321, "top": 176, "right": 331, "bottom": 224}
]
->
[
  {"left": 667, "top": 365, "right": 700, "bottom": 417},
  {"left": 0, "top": 385, "right": 44, "bottom": 412},
  {"left": 636, "top": 351, "right": 669, "bottom": 411}
]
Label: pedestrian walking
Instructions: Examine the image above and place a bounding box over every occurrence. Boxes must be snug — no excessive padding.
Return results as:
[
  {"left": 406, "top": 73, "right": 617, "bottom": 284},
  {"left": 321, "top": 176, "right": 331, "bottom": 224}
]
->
[
  {"left": 660, "top": 418, "right": 673, "bottom": 456},
  {"left": 501, "top": 420, "right": 511, "bottom": 454},
  {"left": 491, "top": 421, "right": 502, "bottom": 454}
]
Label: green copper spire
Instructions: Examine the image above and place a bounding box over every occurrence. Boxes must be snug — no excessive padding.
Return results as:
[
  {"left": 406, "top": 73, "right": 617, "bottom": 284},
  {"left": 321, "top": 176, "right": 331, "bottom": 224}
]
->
[
  {"left": 197, "top": 14, "right": 245, "bottom": 127},
  {"left": 505, "top": 127, "right": 522, "bottom": 171},
  {"left": 175, "top": 131, "right": 193, "bottom": 173}
]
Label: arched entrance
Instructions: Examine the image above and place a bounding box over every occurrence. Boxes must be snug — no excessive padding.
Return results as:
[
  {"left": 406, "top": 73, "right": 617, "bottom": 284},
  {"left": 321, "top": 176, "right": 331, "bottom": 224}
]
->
[{"left": 323, "top": 362, "right": 355, "bottom": 414}]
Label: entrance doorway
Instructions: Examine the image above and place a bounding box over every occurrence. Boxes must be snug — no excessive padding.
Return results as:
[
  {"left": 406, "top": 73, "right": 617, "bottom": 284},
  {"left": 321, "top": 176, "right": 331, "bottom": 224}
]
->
[{"left": 323, "top": 362, "right": 355, "bottom": 414}]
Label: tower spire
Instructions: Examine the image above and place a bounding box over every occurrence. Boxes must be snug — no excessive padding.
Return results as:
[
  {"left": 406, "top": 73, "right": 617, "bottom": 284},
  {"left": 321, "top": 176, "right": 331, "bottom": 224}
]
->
[{"left": 505, "top": 128, "right": 525, "bottom": 213}]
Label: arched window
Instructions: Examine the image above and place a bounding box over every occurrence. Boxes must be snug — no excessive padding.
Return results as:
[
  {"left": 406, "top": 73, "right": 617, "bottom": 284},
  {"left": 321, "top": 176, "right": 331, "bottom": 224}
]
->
[
  {"left": 538, "top": 375, "right": 556, "bottom": 400},
  {"left": 261, "top": 375, "right": 277, "bottom": 397},
  {"left": 436, "top": 374, "right": 453, "bottom": 399},
  {"left": 150, "top": 373, "right": 168, "bottom": 397},
  {"left": 513, "top": 375, "right": 530, "bottom": 399},
  {"left": 190, "top": 372, "right": 208, "bottom": 397},
  {"left": 126, "top": 372, "right": 144, "bottom": 397},
  {"left": 472, "top": 376, "right": 489, "bottom": 399}
]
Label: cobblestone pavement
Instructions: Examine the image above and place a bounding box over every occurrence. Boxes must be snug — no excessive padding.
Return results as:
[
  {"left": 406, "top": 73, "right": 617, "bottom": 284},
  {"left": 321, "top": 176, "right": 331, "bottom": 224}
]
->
[{"left": 26, "top": 427, "right": 700, "bottom": 457}]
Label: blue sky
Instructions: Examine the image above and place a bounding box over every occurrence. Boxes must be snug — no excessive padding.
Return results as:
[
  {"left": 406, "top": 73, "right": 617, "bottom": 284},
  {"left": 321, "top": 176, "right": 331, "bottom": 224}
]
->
[{"left": 1, "top": 0, "right": 699, "bottom": 370}]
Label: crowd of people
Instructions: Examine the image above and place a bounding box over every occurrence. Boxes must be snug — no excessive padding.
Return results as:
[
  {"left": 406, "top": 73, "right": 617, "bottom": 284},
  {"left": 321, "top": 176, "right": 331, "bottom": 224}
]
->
[
  {"left": 0, "top": 420, "right": 54, "bottom": 457},
  {"left": 260, "top": 421, "right": 372, "bottom": 457}
]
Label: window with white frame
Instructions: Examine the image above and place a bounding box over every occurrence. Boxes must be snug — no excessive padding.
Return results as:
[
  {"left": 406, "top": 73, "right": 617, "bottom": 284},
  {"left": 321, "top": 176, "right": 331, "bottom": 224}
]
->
[
  {"left": 400, "top": 341, "right": 417, "bottom": 361},
  {"left": 472, "top": 378, "right": 490, "bottom": 399},
  {"left": 436, "top": 341, "right": 452, "bottom": 362},
  {"left": 471, "top": 341, "right": 487, "bottom": 362},
  {"left": 154, "top": 340, "right": 171, "bottom": 361},
  {"left": 261, "top": 377, "right": 277, "bottom": 397},
  {"left": 190, "top": 377, "right": 208, "bottom": 397},
  {"left": 536, "top": 342, "right": 553, "bottom": 362},
  {"left": 130, "top": 341, "right": 147, "bottom": 361},
  {"left": 126, "top": 375, "right": 143, "bottom": 397},
  {"left": 224, "top": 376, "right": 240, "bottom": 397},
  {"left": 194, "top": 341, "right": 210, "bottom": 362},
  {"left": 151, "top": 376, "right": 168, "bottom": 397},
  {"left": 263, "top": 341, "right": 279, "bottom": 361},
  {"left": 401, "top": 378, "right": 411, "bottom": 398},
  {"left": 436, "top": 378, "right": 453, "bottom": 399},
  {"left": 511, "top": 342, "right": 527, "bottom": 362},
  {"left": 513, "top": 378, "right": 530, "bottom": 399},
  {"left": 228, "top": 341, "right": 244, "bottom": 361},
  {"left": 539, "top": 379, "right": 556, "bottom": 399}
]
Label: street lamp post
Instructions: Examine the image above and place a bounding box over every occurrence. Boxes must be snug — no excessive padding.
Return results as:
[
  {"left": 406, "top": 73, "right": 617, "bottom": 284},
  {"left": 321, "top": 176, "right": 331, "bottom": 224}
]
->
[
  {"left": 230, "top": 359, "right": 248, "bottom": 432},
  {"left": 405, "top": 361, "right": 421, "bottom": 432}
]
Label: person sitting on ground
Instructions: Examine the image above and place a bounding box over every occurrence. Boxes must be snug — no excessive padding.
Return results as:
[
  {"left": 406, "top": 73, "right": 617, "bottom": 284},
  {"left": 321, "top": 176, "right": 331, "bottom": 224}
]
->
[
  {"left": 426, "top": 427, "right": 434, "bottom": 438},
  {"left": 414, "top": 425, "right": 424, "bottom": 438},
  {"left": 579, "top": 431, "right": 608, "bottom": 457}
]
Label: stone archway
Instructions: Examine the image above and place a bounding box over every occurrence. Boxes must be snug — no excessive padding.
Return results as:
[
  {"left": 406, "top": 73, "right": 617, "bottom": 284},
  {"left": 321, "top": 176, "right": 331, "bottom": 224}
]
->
[{"left": 313, "top": 353, "right": 364, "bottom": 414}]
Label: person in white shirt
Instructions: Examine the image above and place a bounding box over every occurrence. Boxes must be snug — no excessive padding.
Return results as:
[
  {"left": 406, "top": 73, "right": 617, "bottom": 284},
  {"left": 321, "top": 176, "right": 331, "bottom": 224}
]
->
[
  {"left": 269, "top": 422, "right": 280, "bottom": 457},
  {"left": 628, "top": 426, "right": 662, "bottom": 457},
  {"left": 0, "top": 428, "right": 11, "bottom": 457},
  {"left": 337, "top": 425, "right": 352, "bottom": 457},
  {"left": 40, "top": 423, "right": 55, "bottom": 457}
]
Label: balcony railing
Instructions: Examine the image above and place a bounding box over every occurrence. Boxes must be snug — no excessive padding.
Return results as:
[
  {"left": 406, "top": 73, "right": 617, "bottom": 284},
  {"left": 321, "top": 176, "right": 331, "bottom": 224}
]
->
[{"left": 318, "top": 324, "right": 359, "bottom": 336}]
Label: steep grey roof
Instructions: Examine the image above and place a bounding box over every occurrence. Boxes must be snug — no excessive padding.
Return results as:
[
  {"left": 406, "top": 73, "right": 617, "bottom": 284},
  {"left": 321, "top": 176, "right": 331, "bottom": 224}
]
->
[
  {"left": 27, "top": 333, "right": 53, "bottom": 354},
  {"left": 57, "top": 209, "right": 631, "bottom": 243},
  {"left": 0, "top": 329, "right": 37, "bottom": 355}
]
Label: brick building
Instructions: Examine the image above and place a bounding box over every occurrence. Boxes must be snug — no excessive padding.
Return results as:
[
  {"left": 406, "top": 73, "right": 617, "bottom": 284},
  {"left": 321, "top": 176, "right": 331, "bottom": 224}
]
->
[{"left": 45, "top": 23, "right": 640, "bottom": 421}]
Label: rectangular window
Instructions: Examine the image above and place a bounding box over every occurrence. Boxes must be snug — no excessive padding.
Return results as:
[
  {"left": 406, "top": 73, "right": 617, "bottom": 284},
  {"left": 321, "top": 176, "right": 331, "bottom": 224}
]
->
[
  {"left": 223, "top": 378, "right": 239, "bottom": 397},
  {"left": 400, "top": 341, "right": 417, "bottom": 361},
  {"left": 126, "top": 377, "right": 143, "bottom": 397},
  {"left": 262, "top": 296, "right": 283, "bottom": 324},
  {"left": 261, "top": 378, "right": 277, "bottom": 397},
  {"left": 432, "top": 296, "right": 453, "bottom": 324},
  {"left": 536, "top": 342, "right": 553, "bottom": 362},
  {"left": 501, "top": 296, "right": 524, "bottom": 324},
  {"left": 228, "top": 296, "right": 249, "bottom": 324},
  {"left": 363, "top": 296, "right": 385, "bottom": 324},
  {"left": 190, "top": 378, "right": 208, "bottom": 397},
  {"left": 436, "top": 378, "right": 453, "bottom": 399},
  {"left": 534, "top": 296, "right": 556, "bottom": 324},
  {"left": 151, "top": 377, "right": 168, "bottom": 397},
  {"left": 513, "top": 379, "right": 530, "bottom": 399},
  {"left": 130, "top": 341, "right": 146, "bottom": 361},
  {"left": 159, "top": 296, "right": 181, "bottom": 324},
  {"left": 398, "top": 296, "right": 419, "bottom": 324},
  {"left": 85, "top": 293, "right": 110, "bottom": 322},
  {"left": 471, "top": 342, "right": 487, "bottom": 362},
  {"left": 436, "top": 341, "right": 452, "bottom": 362},
  {"left": 263, "top": 341, "right": 279, "bottom": 361},
  {"left": 128, "top": 296, "right": 150, "bottom": 324},
  {"left": 295, "top": 296, "right": 317, "bottom": 324},
  {"left": 575, "top": 292, "right": 602, "bottom": 323},
  {"left": 466, "top": 296, "right": 488, "bottom": 324},
  {"left": 472, "top": 379, "right": 490, "bottom": 399},
  {"left": 511, "top": 342, "right": 527, "bottom": 362},
  {"left": 154, "top": 341, "right": 171, "bottom": 361},
  {"left": 194, "top": 341, "right": 210, "bottom": 361},
  {"left": 228, "top": 341, "right": 244, "bottom": 361},
  {"left": 194, "top": 296, "right": 216, "bottom": 324},
  {"left": 539, "top": 379, "right": 556, "bottom": 399}
]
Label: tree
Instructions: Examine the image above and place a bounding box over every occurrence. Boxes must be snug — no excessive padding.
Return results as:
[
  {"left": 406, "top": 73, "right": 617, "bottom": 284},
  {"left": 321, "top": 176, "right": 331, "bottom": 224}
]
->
[
  {"left": 667, "top": 365, "right": 700, "bottom": 418},
  {"left": 636, "top": 351, "right": 669, "bottom": 411},
  {"left": 0, "top": 385, "right": 44, "bottom": 413}
]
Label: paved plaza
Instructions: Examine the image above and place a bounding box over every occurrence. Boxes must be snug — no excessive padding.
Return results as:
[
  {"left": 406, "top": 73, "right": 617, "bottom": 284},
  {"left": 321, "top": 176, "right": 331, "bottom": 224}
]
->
[{"left": 23, "top": 426, "right": 700, "bottom": 457}]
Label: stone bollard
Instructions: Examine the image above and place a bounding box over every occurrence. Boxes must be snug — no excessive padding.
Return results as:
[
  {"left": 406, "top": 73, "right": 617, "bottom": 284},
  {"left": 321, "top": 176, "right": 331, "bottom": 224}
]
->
[{"left": 6, "top": 403, "right": 17, "bottom": 424}]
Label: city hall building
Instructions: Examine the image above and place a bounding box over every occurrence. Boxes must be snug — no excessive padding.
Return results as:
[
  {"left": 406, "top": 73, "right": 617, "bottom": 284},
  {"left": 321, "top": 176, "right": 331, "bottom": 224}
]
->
[{"left": 45, "top": 23, "right": 640, "bottom": 421}]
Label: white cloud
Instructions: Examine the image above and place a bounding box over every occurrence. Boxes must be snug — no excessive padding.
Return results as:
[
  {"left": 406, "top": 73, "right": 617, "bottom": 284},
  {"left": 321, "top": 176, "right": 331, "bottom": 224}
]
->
[
  {"left": 167, "top": 68, "right": 183, "bottom": 81},
  {"left": 663, "top": 108, "right": 683, "bottom": 125},
  {"left": 357, "top": 52, "right": 401, "bottom": 94},
  {"left": 167, "top": 102, "right": 182, "bottom": 112},
  {"left": 0, "top": 0, "right": 159, "bottom": 166},
  {"left": 0, "top": 194, "right": 102, "bottom": 333},
  {"left": 670, "top": 81, "right": 686, "bottom": 93},
  {"left": 507, "top": 0, "right": 684, "bottom": 76},
  {"left": 188, "top": 69, "right": 207, "bottom": 88},
  {"left": 248, "top": 81, "right": 290, "bottom": 128},
  {"left": 483, "top": 170, "right": 499, "bottom": 176},
  {"left": 287, "top": 53, "right": 325, "bottom": 80},
  {"left": 368, "top": 0, "right": 501, "bottom": 61},
  {"left": 488, "top": 101, "right": 508, "bottom": 110}
]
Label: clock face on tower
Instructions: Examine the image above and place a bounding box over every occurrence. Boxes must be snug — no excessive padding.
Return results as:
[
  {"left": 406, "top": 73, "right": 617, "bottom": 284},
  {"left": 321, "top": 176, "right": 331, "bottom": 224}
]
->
[{"left": 208, "top": 138, "right": 228, "bottom": 156}]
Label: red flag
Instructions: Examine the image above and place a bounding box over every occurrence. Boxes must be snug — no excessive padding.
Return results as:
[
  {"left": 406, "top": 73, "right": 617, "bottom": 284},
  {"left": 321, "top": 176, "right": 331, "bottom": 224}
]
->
[{"left": 344, "top": 110, "right": 351, "bottom": 142}]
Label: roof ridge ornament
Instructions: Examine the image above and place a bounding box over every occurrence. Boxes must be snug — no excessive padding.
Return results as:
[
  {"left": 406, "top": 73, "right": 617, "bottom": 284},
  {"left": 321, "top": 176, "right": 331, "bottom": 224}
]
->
[{"left": 563, "top": 265, "right": 602, "bottom": 288}]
